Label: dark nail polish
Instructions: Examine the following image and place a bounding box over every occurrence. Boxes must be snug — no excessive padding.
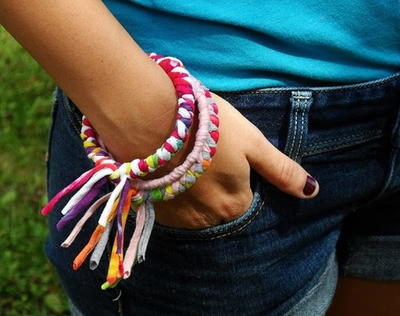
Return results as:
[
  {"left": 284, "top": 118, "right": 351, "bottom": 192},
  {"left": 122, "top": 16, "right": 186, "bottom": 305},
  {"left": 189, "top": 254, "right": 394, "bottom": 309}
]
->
[{"left": 303, "top": 175, "right": 317, "bottom": 196}]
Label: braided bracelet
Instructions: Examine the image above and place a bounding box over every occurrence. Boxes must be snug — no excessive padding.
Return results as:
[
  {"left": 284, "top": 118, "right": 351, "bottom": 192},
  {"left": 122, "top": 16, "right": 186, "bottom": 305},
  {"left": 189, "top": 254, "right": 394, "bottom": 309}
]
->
[{"left": 41, "top": 53, "right": 219, "bottom": 289}]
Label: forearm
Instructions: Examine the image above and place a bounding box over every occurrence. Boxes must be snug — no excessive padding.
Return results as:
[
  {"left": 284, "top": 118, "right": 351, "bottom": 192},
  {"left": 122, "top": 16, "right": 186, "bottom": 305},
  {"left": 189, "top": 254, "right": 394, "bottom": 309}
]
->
[{"left": 0, "top": 0, "right": 177, "bottom": 162}]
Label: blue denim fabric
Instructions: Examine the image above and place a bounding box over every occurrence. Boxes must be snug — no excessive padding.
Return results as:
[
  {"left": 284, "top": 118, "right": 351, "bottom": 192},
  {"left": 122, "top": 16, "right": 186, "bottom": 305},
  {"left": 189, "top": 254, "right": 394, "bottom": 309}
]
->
[{"left": 44, "top": 73, "right": 400, "bottom": 315}]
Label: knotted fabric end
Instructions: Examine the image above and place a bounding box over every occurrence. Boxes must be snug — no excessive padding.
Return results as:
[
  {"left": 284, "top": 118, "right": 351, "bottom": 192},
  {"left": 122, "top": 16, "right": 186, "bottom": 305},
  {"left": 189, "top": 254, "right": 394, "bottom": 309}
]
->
[{"left": 40, "top": 53, "right": 219, "bottom": 289}]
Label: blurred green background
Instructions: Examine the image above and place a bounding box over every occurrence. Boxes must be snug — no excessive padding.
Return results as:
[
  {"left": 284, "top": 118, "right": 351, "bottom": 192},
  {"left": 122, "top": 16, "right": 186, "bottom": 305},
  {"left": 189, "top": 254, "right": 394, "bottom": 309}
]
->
[{"left": 0, "top": 26, "right": 69, "bottom": 315}]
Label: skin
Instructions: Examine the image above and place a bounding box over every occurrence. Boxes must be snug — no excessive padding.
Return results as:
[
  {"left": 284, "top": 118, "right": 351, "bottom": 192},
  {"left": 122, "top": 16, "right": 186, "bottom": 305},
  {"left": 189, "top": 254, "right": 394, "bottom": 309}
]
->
[
  {"left": 0, "top": 0, "right": 318, "bottom": 229},
  {"left": 2, "top": 0, "right": 397, "bottom": 313},
  {"left": 327, "top": 277, "right": 400, "bottom": 316}
]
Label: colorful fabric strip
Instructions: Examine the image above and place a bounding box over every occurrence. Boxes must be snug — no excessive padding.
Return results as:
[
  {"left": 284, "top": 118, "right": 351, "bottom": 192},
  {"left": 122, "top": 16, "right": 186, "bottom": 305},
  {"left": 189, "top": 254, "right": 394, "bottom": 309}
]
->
[{"left": 41, "top": 53, "right": 219, "bottom": 289}]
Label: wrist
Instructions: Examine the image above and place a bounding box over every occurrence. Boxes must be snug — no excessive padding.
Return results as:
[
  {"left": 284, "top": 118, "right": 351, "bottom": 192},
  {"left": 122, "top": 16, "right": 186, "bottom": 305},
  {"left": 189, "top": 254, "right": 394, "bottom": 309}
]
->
[{"left": 87, "top": 60, "right": 179, "bottom": 162}]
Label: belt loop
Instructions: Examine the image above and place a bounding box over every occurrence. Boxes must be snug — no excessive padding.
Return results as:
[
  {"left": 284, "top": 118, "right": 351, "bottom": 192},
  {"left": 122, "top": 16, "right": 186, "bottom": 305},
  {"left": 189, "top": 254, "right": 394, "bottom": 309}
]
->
[{"left": 284, "top": 91, "right": 313, "bottom": 163}]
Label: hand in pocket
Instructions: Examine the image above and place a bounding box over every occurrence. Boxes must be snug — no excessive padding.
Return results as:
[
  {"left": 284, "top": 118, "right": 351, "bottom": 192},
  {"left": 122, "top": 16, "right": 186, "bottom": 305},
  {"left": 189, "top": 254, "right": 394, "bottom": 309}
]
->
[{"left": 151, "top": 92, "right": 320, "bottom": 229}]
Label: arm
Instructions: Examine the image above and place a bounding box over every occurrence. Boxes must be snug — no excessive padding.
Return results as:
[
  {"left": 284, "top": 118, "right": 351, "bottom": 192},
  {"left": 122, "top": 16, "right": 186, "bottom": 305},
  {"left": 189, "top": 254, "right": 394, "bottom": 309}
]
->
[
  {"left": 1, "top": 0, "right": 318, "bottom": 229},
  {"left": 0, "top": 0, "right": 178, "bottom": 162}
]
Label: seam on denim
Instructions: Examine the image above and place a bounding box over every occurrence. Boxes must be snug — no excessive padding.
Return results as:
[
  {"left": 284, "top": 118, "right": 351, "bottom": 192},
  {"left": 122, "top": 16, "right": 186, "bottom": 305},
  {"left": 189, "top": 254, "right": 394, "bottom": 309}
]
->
[
  {"left": 304, "top": 135, "right": 384, "bottom": 156},
  {"left": 341, "top": 235, "right": 400, "bottom": 280},
  {"left": 62, "top": 97, "right": 78, "bottom": 134},
  {"left": 113, "top": 290, "right": 123, "bottom": 316},
  {"left": 183, "top": 199, "right": 264, "bottom": 241},
  {"left": 214, "top": 73, "right": 400, "bottom": 95},
  {"left": 207, "top": 199, "right": 265, "bottom": 240},
  {"left": 288, "top": 104, "right": 299, "bottom": 158},
  {"left": 153, "top": 197, "right": 265, "bottom": 241},
  {"left": 283, "top": 252, "right": 337, "bottom": 316},
  {"left": 61, "top": 91, "right": 81, "bottom": 136},
  {"left": 68, "top": 299, "right": 85, "bottom": 316},
  {"left": 216, "top": 89, "right": 285, "bottom": 95},
  {"left": 303, "top": 133, "right": 384, "bottom": 156},
  {"left": 148, "top": 186, "right": 264, "bottom": 235},
  {"left": 46, "top": 87, "right": 59, "bottom": 196},
  {"left": 295, "top": 102, "right": 306, "bottom": 161},
  {"left": 69, "top": 100, "right": 82, "bottom": 134},
  {"left": 306, "top": 129, "right": 383, "bottom": 147},
  {"left": 288, "top": 92, "right": 311, "bottom": 162},
  {"left": 70, "top": 99, "right": 83, "bottom": 130},
  {"left": 357, "top": 148, "right": 400, "bottom": 209},
  {"left": 60, "top": 89, "right": 81, "bottom": 136},
  {"left": 150, "top": 193, "right": 262, "bottom": 237},
  {"left": 63, "top": 89, "right": 83, "bottom": 131},
  {"left": 391, "top": 102, "right": 400, "bottom": 148}
]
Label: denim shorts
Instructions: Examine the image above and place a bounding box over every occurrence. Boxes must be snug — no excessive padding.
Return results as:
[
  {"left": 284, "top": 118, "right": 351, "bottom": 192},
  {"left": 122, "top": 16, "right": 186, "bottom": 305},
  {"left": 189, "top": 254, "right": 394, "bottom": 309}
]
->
[{"left": 45, "top": 73, "right": 400, "bottom": 315}]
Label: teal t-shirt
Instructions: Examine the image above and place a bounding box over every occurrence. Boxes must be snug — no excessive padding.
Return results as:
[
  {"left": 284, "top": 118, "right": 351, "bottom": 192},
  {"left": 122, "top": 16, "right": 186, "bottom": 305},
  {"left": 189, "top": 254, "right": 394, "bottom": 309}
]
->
[{"left": 103, "top": 0, "right": 400, "bottom": 91}]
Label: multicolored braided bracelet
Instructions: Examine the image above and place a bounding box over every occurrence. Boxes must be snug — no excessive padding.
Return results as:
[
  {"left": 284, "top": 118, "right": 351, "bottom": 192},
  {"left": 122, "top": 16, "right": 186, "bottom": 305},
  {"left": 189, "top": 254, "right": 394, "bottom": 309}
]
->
[{"left": 41, "top": 53, "right": 219, "bottom": 289}]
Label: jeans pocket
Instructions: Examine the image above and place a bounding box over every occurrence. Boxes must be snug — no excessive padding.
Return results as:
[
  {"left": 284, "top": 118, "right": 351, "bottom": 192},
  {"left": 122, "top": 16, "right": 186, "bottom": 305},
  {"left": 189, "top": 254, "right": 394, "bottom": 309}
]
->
[
  {"left": 128, "top": 168, "right": 267, "bottom": 241},
  {"left": 142, "top": 90, "right": 313, "bottom": 241}
]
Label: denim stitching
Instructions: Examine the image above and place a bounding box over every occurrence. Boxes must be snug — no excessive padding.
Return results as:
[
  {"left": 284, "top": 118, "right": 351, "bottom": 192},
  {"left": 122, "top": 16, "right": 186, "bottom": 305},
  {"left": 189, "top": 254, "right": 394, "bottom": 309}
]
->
[
  {"left": 60, "top": 90, "right": 81, "bottom": 136},
  {"left": 158, "top": 199, "right": 265, "bottom": 241},
  {"left": 356, "top": 142, "right": 400, "bottom": 208},
  {"left": 58, "top": 84, "right": 266, "bottom": 241},
  {"left": 165, "top": 193, "right": 262, "bottom": 235},
  {"left": 152, "top": 196, "right": 265, "bottom": 241},
  {"left": 60, "top": 88, "right": 83, "bottom": 130},
  {"left": 295, "top": 102, "right": 306, "bottom": 161},
  {"left": 70, "top": 99, "right": 83, "bottom": 130},
  {"left": 306, "top": 129, "right": 383, "bottom": 147},
  {"left": 303, "top": 134, "right": 384, "bottom": 156},
  {"left": 289, "top": 91, "right": 311, "bottom": 162},
  {"left": 206, "top": 200, "right": 265, "bottom": 240},
  {"left": 57, "top": 87, "right": 82, "bottom": 136},
  {"left": 214, "top": 73, "right": 400, "bottom": 95},
  {"left": 113, "top": 290, "right": 123, "bottom": 316},
  {"left": 45, "top": 87, "right": 59, "bottom": 195},
  {"left": 304, "top": 129, "right": 384, "bottom": 152},
  {"left": 288, "top": 103, "right": 299, "bottom": 158},
  {"left": 282, "top": 252, "right": 337, "bottom": 316},
  {"left": 391, "top": 101, "right": 400, "bottom": 148}
]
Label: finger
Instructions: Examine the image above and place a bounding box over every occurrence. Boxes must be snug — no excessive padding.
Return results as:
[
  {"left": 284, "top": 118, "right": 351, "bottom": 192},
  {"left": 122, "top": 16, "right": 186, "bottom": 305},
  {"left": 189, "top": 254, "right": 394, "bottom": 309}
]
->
[{"left": 245, "top": 128, "right": 319, "bottom": 199}]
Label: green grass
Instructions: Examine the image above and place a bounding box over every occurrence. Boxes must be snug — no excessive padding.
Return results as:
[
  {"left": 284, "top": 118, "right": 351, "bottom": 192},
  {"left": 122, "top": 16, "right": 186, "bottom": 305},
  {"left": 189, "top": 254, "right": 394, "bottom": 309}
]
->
[{"left": 0, "top": 26, "right": 69, "bottom": 315}]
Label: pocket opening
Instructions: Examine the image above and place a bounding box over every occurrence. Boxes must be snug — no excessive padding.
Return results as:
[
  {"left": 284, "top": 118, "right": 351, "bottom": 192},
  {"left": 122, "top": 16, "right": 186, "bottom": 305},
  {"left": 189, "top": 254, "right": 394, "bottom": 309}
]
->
[{"left": 141, "top": 168, "right": 266, "bottom": 240}]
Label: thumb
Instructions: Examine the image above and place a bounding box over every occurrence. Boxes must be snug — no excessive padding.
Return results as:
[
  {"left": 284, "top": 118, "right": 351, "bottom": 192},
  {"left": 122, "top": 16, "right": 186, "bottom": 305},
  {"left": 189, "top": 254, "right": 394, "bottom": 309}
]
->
[{"left": 245, "top": 129, "right": 319, "bottom": 199}]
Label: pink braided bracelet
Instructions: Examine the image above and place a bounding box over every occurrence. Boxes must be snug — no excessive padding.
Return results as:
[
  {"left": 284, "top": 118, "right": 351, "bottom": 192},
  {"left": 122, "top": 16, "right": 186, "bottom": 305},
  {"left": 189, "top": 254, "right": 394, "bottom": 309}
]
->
[{"left": 41, "top": 53, "right": 220, "bottom": 289}]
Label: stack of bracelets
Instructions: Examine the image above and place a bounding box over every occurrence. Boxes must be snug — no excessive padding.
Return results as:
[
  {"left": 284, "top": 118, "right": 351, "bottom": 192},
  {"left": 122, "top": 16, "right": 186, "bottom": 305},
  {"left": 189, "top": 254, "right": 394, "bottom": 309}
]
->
[{"left": 41, "top": 53, "right": 220, "bottom": 290}]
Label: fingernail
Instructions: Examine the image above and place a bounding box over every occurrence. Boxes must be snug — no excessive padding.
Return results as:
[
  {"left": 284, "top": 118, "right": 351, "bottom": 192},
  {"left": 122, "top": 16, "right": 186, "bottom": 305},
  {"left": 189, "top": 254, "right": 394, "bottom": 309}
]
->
[{"left": 303, "top": 175, "right": 317, "bottom": 196}]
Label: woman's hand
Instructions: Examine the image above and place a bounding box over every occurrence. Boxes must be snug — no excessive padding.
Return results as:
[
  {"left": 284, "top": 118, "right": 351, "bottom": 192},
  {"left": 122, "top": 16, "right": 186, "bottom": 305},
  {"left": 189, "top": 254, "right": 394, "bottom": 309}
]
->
[
  {"left": 0, "top": 1, "right": 318, "bottom": 230},
  {"left": 148, "top": 92, "right": 319, "bottom": 229}
]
